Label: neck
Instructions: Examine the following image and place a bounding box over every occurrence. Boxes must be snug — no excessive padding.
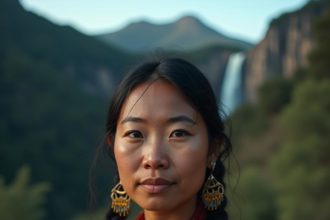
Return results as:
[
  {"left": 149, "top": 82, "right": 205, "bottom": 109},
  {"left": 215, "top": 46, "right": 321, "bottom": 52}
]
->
[{"left": 143, "top": 198, "right": 197, "bottom": 220}]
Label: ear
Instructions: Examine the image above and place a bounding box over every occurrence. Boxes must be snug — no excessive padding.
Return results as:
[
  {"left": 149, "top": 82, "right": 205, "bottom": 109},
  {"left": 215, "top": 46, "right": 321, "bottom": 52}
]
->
[
  {"left": 107, "top": 134, "right": 114, "bottom": 146},
  {"left": 207, "top": 138, "right": 223, "bottom": 165}
]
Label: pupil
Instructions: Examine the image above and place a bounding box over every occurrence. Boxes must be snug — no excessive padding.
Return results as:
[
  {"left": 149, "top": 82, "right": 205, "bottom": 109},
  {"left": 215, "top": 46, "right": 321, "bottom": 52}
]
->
[{"left": 176, "top": 131, "right": 183, "bottom": 137}]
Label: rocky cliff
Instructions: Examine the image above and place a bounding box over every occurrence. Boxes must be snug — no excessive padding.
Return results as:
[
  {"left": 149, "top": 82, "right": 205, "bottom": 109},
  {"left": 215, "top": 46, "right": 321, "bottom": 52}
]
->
[
  {"left": 244, "top": 1, "right": 325, "bottom": 103},
  {"left": 161, "top": 45, "right": 234, "bottom": 96},
  {"left": 195, "top": 49, "right": 232, "bottom": 94}
]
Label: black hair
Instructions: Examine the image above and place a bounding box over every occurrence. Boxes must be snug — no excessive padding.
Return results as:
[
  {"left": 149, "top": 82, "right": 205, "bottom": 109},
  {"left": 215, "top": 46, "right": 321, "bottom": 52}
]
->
[{"left": 105, "top": 58, "right": 231, "bottom": 220}]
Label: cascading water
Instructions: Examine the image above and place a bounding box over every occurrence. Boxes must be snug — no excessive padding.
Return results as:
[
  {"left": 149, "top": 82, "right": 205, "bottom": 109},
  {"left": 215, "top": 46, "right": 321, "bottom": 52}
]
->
[{"left": 220, "top": 52, "right": 245, "bottom": 116}]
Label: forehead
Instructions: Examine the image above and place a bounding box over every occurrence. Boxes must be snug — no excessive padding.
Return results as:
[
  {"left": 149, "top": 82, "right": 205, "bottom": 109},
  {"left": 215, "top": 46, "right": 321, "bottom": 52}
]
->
[{"left": 119, "top": 79, "right": 196, "bottom": 120}]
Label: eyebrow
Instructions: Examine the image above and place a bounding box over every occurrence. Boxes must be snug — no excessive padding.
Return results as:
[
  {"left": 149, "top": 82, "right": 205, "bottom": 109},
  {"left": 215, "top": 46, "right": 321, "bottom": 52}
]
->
[
  {"left": 120, "top": 116, "right": 145, "bottom": 124},
  {"left": 167, "top": 115, "right": 196, "bottom": 125},
  {"left": 120, "top": 115, "right": 196, "bottom": 125}
]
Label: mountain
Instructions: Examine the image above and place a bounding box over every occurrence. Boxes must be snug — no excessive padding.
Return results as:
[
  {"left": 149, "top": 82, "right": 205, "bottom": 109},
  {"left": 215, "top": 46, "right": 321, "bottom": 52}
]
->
[
  {"left": 0, "top": 0, "right": 137, "bottom": 219},
  {"left": 96, "top": 15, "right": 253, "bottom": 52},
  {"left": 1, "top": 2, "right": 241, "bottom": 219},
  {"left": 1, "top": 0, "right": 136, "bottom": 98},
  {"left": 243, "top": 0, "right": 327, "bottom": 103}
]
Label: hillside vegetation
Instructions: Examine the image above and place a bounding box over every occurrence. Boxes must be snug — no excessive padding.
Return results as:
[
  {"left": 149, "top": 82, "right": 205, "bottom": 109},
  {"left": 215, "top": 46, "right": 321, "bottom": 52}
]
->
[
  {"left": 0, "top": 0, "right": 329, "bottom": 220},
  {"left": 227, "top": 3, "right": 330, "bottom": 219}
]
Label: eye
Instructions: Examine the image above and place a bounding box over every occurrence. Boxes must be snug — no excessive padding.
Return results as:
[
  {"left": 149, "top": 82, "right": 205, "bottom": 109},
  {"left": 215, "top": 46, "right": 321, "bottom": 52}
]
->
[
  {"left": 170, "top": 129, "right": 191, "bottom": 138},
  {"left": 124, "top": 130, "right": 143, "bottom": 139}
]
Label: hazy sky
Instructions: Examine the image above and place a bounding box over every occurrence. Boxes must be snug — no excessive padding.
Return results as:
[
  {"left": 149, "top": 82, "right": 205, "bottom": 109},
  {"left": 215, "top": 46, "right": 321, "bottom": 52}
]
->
[{"left": 20, "top": 0, "right": 309, "bottom": 43}]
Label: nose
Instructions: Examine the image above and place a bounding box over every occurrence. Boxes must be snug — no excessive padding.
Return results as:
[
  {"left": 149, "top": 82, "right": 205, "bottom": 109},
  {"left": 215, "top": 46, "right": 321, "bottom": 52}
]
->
[{"left": 142, "top": 138, "right": 169, "bottom": 170}]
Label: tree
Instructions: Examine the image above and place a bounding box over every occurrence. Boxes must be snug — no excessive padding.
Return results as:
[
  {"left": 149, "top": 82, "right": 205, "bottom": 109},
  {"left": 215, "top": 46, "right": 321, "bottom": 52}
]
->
[
  {"left": 258, "top": 77, "right": 293, "bottom": 116},
  {"left": 272, "top": 79, "right": 330, "bottom": 220},
  {"left": 0, "top": 166, "right": 50, "bottom": 220},
  {"left": 308, "top": 1, "right": 330, "bottom": 78},
  {"left": 228, "top": 167, "right": 277, "bottom": 220}
]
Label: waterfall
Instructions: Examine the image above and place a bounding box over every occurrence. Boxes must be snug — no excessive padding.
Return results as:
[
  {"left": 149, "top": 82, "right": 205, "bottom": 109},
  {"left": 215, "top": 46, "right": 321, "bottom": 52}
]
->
[{"left": 220, "top": 52, "right": 245, "bottom": 115}]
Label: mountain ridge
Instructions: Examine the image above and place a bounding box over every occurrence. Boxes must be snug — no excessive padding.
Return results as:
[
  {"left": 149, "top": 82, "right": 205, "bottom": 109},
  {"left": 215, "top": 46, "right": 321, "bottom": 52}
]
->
[{"left": 96, "top": 15, "right": 253, "bottom": 52}]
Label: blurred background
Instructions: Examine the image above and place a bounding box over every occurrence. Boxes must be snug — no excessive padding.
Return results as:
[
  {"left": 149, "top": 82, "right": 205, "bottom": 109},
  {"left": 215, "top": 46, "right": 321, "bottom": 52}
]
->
[{"left": 0, "top": 0, "right": 329, "bottom": 219}]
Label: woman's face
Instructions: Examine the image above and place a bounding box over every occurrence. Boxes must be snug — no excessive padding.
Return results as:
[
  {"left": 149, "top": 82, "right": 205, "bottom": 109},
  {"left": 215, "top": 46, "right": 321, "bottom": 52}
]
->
[{"left": 113, "top": 79, "right": 209, "bottom": 213}]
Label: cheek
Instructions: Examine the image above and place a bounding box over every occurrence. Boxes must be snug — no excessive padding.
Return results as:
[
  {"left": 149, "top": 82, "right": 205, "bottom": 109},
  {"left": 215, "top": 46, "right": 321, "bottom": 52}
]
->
[
  {"left": 175, "top": 138, "right": 208, "bottom": 187},
  {"left": 177, "top": 150, "right": 207, "bottom": 177},
  {"left": 114, "top": 139, "right": 139, "bottom": 184},
  {"left": 174, "top": 153, "right": 207, "bottom": 199}
]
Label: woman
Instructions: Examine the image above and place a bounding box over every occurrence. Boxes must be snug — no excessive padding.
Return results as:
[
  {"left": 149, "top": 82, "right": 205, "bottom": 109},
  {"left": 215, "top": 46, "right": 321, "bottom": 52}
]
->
[{"left": 105, "top": 58, "right": 231, "bottom": 220}]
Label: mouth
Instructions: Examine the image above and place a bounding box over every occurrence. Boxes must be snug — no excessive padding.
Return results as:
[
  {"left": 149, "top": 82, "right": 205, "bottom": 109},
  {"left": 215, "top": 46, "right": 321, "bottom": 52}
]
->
[{"left": 139, "top": 178, "right": 174, "bottom": 194}]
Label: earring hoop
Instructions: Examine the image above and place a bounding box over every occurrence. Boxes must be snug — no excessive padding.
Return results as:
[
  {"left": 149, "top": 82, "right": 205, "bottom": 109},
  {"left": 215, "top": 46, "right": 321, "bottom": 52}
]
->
[
  {"left": 202, "top": 162, "right": 224, "bottom": 211},
  {"left": 110, "top": 182, "right": 131, "bottom": 216}
]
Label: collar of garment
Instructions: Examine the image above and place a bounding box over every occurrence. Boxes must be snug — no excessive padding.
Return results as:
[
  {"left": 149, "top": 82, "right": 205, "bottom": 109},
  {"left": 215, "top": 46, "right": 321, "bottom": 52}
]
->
[{"left": 135, "top": 202, "right": 206, "bottom": 220}]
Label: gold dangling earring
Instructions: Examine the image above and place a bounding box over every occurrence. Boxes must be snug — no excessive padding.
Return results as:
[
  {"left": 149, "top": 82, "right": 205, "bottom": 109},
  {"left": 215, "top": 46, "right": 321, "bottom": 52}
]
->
[
  {"left": 110, "top": 182, "right": 131, "bottom": 216},
  {"left": 202, "top": 161, "right": 224, "bottom": 211}
]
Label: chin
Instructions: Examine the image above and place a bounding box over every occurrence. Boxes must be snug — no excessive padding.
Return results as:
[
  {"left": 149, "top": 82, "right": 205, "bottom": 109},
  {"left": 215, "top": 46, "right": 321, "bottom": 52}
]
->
[{"left": 138, "top": 197, "right": 174, "bottom": 212}]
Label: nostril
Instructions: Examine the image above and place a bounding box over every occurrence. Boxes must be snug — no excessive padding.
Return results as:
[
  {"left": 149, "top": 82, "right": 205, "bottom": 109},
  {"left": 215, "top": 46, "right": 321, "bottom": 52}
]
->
[
  {"left": 143, "top": 163, "right": 151, "bottom": 169},
  {"left": 143, "top": 158, "right": 169, "bottom": 170},
  {"left": 142, "top": 144, "right": 170, "bottom": 169}
]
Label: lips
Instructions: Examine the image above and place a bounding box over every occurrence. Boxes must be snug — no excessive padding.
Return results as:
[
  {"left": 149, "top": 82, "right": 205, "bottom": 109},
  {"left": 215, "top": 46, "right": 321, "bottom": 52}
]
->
[{"left": 139, "top": 178, "right": 174, "bottom": 193}]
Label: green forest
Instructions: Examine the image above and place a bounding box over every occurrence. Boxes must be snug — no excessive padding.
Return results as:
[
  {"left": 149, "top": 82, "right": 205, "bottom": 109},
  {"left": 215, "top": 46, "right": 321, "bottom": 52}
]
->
[
  {"left": 1, "top": 0, "right": 329, "bottom": 220},
  {"left": 227, "top": 4, "right": 330, "bottom": 219}
]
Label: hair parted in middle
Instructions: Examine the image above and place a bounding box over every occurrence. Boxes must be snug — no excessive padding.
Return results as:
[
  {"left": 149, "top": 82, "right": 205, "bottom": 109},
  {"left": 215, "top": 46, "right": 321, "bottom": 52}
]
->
[{"left": 105, "top": 57, "right": 231, "bottom": 220}]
